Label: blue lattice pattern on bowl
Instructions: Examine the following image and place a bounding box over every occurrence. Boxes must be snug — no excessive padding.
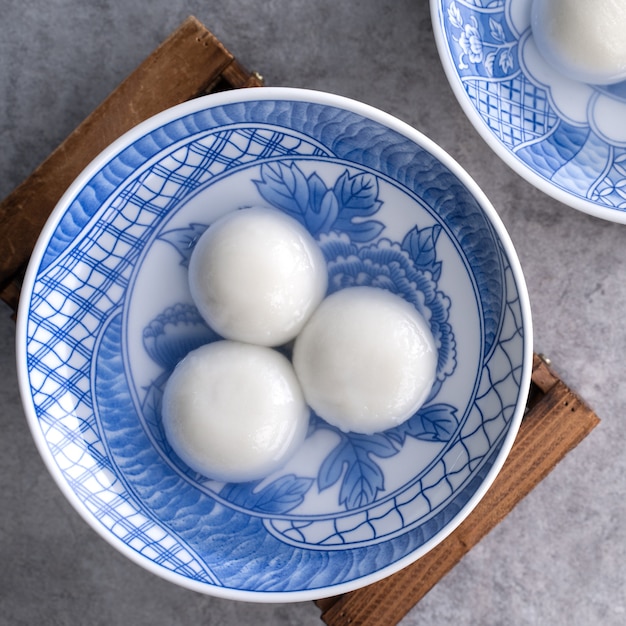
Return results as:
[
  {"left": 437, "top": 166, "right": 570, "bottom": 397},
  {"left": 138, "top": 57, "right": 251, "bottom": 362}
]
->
[
  {"left": 18, "top": 88, "right": 532, "bottom": 601},
  {"left": 464, "top": 74, "right": 558, "bottom": 147},
  {"left": 432, "top": 0, "right": 626, "bottom": 222}
]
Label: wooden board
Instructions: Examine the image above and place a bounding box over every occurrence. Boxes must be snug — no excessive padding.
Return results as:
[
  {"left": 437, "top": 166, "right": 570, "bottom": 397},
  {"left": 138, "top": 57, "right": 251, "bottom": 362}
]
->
[
  {"left": 0, "top": 17, "right": 600, "bottom": 625},
  {"left": 315, "top": 354, "right": 600, "bottom": 625}
]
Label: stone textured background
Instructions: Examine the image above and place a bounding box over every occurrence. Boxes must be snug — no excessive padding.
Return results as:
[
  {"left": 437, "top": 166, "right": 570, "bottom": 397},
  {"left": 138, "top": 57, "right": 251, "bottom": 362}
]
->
[{"left": 1, "top": 1, "right": 624, "bottom": 624}]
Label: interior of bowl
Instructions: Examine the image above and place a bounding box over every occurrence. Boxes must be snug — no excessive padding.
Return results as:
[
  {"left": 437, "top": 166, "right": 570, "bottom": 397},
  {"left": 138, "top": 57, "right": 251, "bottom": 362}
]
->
[{"left": 17, "top": 87, "right": 532, "bottom": 602}]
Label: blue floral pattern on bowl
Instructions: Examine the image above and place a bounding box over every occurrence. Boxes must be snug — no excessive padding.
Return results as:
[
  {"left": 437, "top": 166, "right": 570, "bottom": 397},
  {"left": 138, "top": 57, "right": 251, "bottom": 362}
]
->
[
  {"left": 149, "top": 162, "right": 458, "bottom": 515},
  {"left": 432, "top": 0, "right": 626, "bottom": 222},
  {"left": 18, "top": 89, "right": 531, "bottom": 601}
]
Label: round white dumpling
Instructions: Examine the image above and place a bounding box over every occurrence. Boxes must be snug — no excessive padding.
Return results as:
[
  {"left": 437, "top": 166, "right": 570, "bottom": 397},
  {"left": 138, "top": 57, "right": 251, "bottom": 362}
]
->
[
  {"left": 188, "top": 207, "right": 327, "bottom": 347},
  {"left": 161, "top": 340, "right": 309, "bottom": 482},
  {"left": 293, "top": 286, "right": 437, "bottom": 435},
  {"left": 532, "top": 0, "right": 626, "bottom": 84}
]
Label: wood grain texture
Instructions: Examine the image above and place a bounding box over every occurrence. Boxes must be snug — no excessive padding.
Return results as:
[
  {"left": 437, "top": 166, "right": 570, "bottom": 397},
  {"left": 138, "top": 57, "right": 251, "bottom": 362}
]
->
[
  {"left": 0, "top": 16, "right": 262, "bottom": 312},
  {"left": 316, "top": 354, "right": 600, "bottom": 626}
]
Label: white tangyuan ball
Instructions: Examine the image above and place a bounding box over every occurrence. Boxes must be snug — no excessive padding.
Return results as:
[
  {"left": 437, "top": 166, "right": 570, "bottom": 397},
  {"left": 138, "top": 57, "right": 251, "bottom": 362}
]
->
[
  {"left": 531, "top": 0, "right": 626, "bottom": 85},
  {"left": 161, "top": 340, "right": 310, "bottom": 482},
  {"left": 188, "top": 207, "right": 328, "bottom": 347},
  {"left": 293, "top": 286, "right": 438, "bottom": 435}
]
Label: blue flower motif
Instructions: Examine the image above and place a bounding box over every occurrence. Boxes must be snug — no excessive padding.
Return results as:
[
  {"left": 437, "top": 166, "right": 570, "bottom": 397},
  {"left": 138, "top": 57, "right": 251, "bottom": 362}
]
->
[
  {"left": 319, "top": 231, "right": 456, "bottom": 386},
  {"left": 459, "top": 18, "right": 483, "bottom": 64},
  {"left": 143, "top": 303, "right": 218, "bottom": 371},
  {"left": 308, "top": 226, "right": 458, "bottom": 510},
  {"left": 146, "top": 161, "right": 458, "bottom": 513},
  {"left": 141, "top": 304, "right": 312, "bottom": 515}
]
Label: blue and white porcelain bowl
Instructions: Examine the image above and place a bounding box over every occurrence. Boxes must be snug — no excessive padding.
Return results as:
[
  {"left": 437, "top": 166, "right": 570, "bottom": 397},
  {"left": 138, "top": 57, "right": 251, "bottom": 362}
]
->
[
  {"left": 431, "top": 0, "right": 626, "bottom": 223},
  {"left": 16, "top": 87, "right": 533, "bottom": 602}
]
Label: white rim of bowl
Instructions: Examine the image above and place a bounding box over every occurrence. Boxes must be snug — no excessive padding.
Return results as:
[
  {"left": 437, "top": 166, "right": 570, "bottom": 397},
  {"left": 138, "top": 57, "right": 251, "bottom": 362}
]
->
[
  {"left": 429, "top": 0, "right": 626, "bottom": 225},
  {"left": 15, "top": 86, "right": 534, "bottom": 602}
]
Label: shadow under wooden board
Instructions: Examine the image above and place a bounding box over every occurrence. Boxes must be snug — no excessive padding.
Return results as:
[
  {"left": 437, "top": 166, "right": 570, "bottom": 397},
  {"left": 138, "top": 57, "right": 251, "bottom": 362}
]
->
[{"left": 0, "top": 16, "right": 600, "bottom": 626}]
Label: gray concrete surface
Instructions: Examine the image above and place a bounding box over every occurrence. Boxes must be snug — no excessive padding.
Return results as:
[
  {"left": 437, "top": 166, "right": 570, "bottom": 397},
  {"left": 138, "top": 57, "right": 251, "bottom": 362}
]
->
[{"left": 1, "top": 1, "right": 625, "bottom": 624}]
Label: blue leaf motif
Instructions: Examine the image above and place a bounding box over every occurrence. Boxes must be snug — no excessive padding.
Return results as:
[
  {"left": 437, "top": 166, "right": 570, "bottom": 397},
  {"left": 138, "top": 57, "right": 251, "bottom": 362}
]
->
[
  {"left": 319, "top": 190, "right": 341, "bottom": 229},
  {"left": 141, "top": 377, "right": 166, "bottom": 424},
  {"left": 333, "top": 170, "right": 381, "bottom": 216},
  {"left": 318, "top": 440, "right": 347, "bottom": 491},
  {"left": 319, "top": 432, "right": 399, "bottom": 509},
  {"left": 307, "top": 171, "right": 327, "bottom": 210},
  {"left": 489, "top": 17, "right": 506, "bottom": 43},
  {"left": 219, "top": 474, "right": 313, "bottom": 514},
  {"left": 254, "top": 162, "right": 309, "bottom": 220},
  {"left": 499, "top": 48, "right": 514, "bottom": 74},
  {"left": 254, "top": 162, "right": 384, "bottom": 242},
  {"left": 348, "top": 219, "right": 385, "bottom": 242},
  {"left": 332, "top": 170, "right": 384, "bottom": 242},
  {"left": 401, "top": 224, "right": 442, "bottom": 280},
  {"left": 388, "top": 404, "right": 459, "bottom": 444},
  {"left": 343, "top": 455, "right": 383, "bottom": 510},
  {"left": 307, "top": 173, "right": 339, "bottom": 234},
  {"left": 158, "top": 223, "right": 208, "bottom": 267},
  {"left": 448, "top": 2, "right": 463, "bottom": 29}
]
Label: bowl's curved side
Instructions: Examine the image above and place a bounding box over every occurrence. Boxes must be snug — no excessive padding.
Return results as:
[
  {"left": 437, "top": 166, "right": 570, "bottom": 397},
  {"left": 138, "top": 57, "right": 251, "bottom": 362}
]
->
[{"left": 15, "top": 87, "right": 533, "bottom": 602}]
